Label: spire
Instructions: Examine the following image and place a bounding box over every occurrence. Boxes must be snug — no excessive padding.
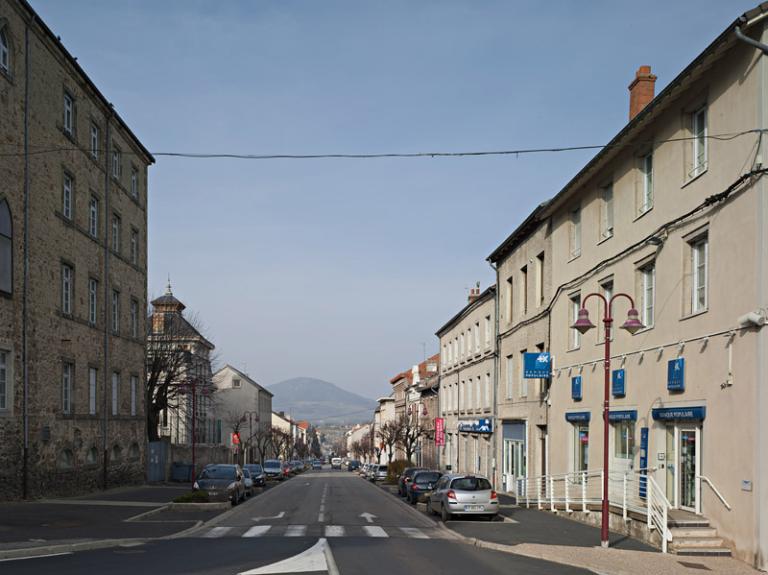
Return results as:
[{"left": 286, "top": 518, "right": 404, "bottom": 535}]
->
[{"left": 165, "top": 275, "right": 173, "bottom": 296}]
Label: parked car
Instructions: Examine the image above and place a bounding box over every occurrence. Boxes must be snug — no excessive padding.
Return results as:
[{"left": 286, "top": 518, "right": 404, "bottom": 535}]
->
[
  {"left": 263, "top": 459, "right": 283, "bottom": 481},
  {"left": 242, "top": 468, "right": 254, "bottom": 497},
  {"left": 347, "top": 460, "right": 360, "bottom": 472},
  {"left": 407, "top": 470, "right": 442, "bottom": 504},
  {"left": 398, "top": 467, "right": 427, "bottom": 496},
  {"left": 290, "top": 460, "right": 304, "bottom": 473},
  {"left": 243, "top": 464, "right": 266, "bottom": 487},
  {"left": 312, "top": 459, "right": 322, "bottom": 470},
  {"left": 282, "top": 462, "right": 293, "bottom": 478},
  {"left": 331, "top": 457, "right": 342, "bottom": 470},
  {"left": 361, "top": 463, "right": 372, "bottom": 478},
  {"left": 429, "top": 474, "right": 499, "bottom": 521},
  {"left": 193, "top": 464, "right": 245, "bottom": 505},
  {"left": 371, "top": 463, "right": 388, "bottom": 482}
]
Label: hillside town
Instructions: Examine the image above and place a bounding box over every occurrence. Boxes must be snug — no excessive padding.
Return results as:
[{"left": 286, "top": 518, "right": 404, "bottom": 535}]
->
[{"left": 1, "top": 0, "right": 768, "bottom": 574}]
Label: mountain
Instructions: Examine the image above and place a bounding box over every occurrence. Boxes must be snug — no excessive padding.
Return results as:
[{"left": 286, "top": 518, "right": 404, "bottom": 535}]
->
[{"left": 268, "top": 377, "right": 377, "bottom": 425}]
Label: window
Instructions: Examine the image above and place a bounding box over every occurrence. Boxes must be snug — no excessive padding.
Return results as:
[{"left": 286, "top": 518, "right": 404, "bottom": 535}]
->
[
  {"left": 520, "top": 265, "right": 528, "bottom": 315},
  {"left": 111, "top": 290, "right": 120, "bottom": 334},
  {"left": 62, "top": 362, "right": 73, "bottom": 415},
  {"left": 601, "top": 185, "right": 614, "bottom": 240},
  {"left": 63, "top": 92, "right": 74, "bottom": 135},
  {"left": 130, "top": 228, "right": 139, "bottom": 265},
  {"left": 506, "top": 275, "right": 514, "bottom": 323},
  {"left": 62, "top": 173, "right": 73, "bottom": 220},
  {"left": 88, "top": 278, "right": 98, "bottom": 325},
  {"left": 484, "top": 373, "right": 491, "bottom": 409},
  {"left": 691, "top": 235, "right": 708, "bottom": 313},
  {"left": 641, "top": 152, "right": 653, "bottom": 213},
  {"left": 536, "top": 252, "right": 545, "bottom": 306},
  {"left": 111, "top": 372, "right": 119, "bottom": 415},
  {"left": 691, "top": 106, "right": 707, "bottom": 178},
  {"left": 130, "top": 375, "right": 138, "bottom": 416},
  {"left": 484, "top": 315, "right": 491, "bottom": 347},
  {"left": 569, "top": 293, "right": 581, "bottom": 349},
  {"left": 614, "top": 421, "right": 635, "bottom": 459},
  {"left": 111, "top": 214, "right": 121, "bottom": 253},
  {"left": 519, "top": 349, "right": 528, "bottom": 397},
  {"left": 0, "top": 199, "right": 11, "bottom": 294},
  {"left": 640, "top": 262, "right": 655, "bottom": 328},
  {"left": 474, "top": 321, "right": 480, "bottom": 352},
  {"left": 61, "top": 263, "right": 73, "bottom": 315},
  {"left": 112, "top": 147, "right": 122, "bottom": 180},
  {"left": 466, "top": 378, "right": 472, "bottom": 409},
  {"left": 0, "top": 350, "right": 7, "bottom": 410},
  {"left": 233, "top": 378, "right": 241, "bottom": 388},
  {"left": 452, "top": 339, "right": 457, "bottom": 365},
  {"left": 88, "top": 196, "right": 99, "bottom": 238},
  {"left": 570, "top": 207, "right": 581, "bottom": 258},
  {"left": 130, "top": 298, "right": 139, "bottom": 337},
  {"left": 130, "top": 167, "right": 139, "bottom": 199},
  {"left": 0, "top": 27, "right": 9, "bottom": 74},
  {"left": 459, "top": 333, "right": 465, "bottom": 358},
  {"left": 505, "top": 355, "right": 514, "bottom": 400},
  {"left": 90, "top": 124, "right": 99, "bottom": 159},
  {"left": 89, "top": 367, "right": 98, "bottom": 415}
]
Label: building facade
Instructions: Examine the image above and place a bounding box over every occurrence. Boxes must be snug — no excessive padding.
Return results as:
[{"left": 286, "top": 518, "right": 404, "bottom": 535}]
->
[{"left": 0, "top": 0, "right": 153, "bottom": 498}]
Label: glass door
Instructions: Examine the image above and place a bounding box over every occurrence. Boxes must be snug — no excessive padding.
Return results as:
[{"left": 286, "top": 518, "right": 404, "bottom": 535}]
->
[
  {"left": 678, "top": 427, "right": 698, "bottom": 511},
  {"left": 574, "top": 424, "right": 589, "bottom": 473}
]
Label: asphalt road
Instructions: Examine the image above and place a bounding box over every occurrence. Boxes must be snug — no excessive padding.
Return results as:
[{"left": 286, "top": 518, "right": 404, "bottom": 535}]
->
[{"left": 0, "top": 469, "right": 592, "bottom": 574}]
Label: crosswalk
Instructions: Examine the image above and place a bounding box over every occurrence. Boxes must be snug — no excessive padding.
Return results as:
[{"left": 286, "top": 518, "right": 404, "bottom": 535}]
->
[{"left": 196, "top": 524, "right": 448, "bottom": 540}]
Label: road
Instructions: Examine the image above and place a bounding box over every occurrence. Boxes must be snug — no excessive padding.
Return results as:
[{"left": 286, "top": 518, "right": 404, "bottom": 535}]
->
[{"left": 0, "top": 469, "right": 591, "bottom": 574}]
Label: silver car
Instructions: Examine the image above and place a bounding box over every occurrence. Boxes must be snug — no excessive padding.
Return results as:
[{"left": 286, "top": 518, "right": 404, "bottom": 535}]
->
[
  {"left": 428, "top": 474, "right": 498, "bottom": 521},
  {"left": 371, "top": 463, "right": 388, "bottom": 482}
]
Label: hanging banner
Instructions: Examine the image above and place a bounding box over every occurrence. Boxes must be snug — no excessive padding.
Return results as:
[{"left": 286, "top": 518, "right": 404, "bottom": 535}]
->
[{"left": 435, "top": 417, "right": 445, "bottom": 446}]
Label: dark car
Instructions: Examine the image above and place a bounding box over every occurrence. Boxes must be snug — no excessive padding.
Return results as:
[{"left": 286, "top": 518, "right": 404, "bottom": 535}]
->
[
  {"left": 263, "top": 459, "right": 283, "bottom": 480},
  {"left": 406, "top": 470, "right": 442, "bottom": 504},
  {"left": 347, "top": 460, "right": 360, "bottom": 472},
  {"left": 398, "top": 467, "right": 427, "bottom": 496},
  {"left": 244, "top": 464, "right": 266, "bottom": 487},
  {"left": 193, "top": 464, "right": 245, "bottom": 505},
  {"left": 312, "top": 460, "right": 322, "bottom": 470}
]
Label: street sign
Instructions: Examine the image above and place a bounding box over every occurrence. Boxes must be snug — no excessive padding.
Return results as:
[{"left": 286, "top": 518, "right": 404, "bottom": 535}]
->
[
  {"left": 571, "top": 376, "right": 582, "bottom": 400},
  {"left": 524, "top": 352, "right": 551, "bottom": 378},
  {"left": 612, "top": 369, "right": 626, "bottom": 397},
  {"left": 667, "top": 358, "right": 685, "bottom": 391},
  {"left": 435, "top": 417, "right": 445, "bottom": 446}
]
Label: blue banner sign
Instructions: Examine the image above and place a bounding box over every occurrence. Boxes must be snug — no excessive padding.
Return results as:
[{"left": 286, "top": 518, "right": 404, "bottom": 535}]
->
[
  {"left": 639, "top": 427, "right": 649, "bottom": 499},
  {"left": 457, "top": 418, "right": 493, "bottom": 434},
  {"left": 524, "top": 352, "right": 551, "bottom": 379},
  {"left": 667, "top": 358, "right": 685, "bottom": 391},
  {"left": 652, "top": 406, "right": 706, "bottom": 421},
  {"left": 608, "top": 410, "right": 637, "bottom": 422},
  {"left": 565, "top": 411, "right": 591, "bottom": 423},
  {"left": 612, "top": 369, "right": 626, "bottom": 397},
  {"left": 571, "top": 376, "right": 582, "bottom": 401}
]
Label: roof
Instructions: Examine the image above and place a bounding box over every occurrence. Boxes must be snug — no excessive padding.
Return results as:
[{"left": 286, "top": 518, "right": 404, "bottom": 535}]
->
[
  {"left": 435, "top": 285, "right": 496, "bottom": 337},
  {"left": 540, "top": 3, "right": 768, "bottom": 219},
  {"left": 213, "top": 364, "right": 274, "bottom": 397},
  {"left": 389, "top": 354, "right": 440, "bottom": 385},
  {"left": 148, "top": 312, "right": 215, "bottom": 350},
  {"left": 486, "top": 201, "right": 549, "bottom": 263},
  {"left": 16, "top": 0, "right": 154, "bottom": 164}
]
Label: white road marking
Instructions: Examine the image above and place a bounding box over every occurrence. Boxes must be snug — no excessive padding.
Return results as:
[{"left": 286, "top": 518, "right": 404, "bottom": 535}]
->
[
  {"left": 251, "top": 511, "right": 285, "bottom": 522},
  {"left": 238, "top": 538, "right": 330, "bottom": 574},
  {"left": 324, "top": 525, "right": 345, "bottom": 537},
  {"left": 203, "top": 526, "right": 232, "bottom": 538},
  {"left": 318, "top": 484, "right": 328, "bottom": 523},
  {"left": 0, "top": 552, "right": 73, "bottom": 563},
  {"left": 359, "top": 512, "right": 377, "bottom": 523},
  {"left": 284, "top": 524, "right": 307, "bottom": 537},
  {"left": 362, "top": 526, "right": 388, "bottom": 538},
  {"left": 400, "top": 527, "right": 428, "bottom": 539},
  {"left": 242, "top": 526, "right": 272, "bottom": 538}
]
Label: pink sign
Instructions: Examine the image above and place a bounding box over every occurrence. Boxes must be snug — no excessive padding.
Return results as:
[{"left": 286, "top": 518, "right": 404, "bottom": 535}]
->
[{"left": 435, "top": 417, "right": 445, "bottom": 446}]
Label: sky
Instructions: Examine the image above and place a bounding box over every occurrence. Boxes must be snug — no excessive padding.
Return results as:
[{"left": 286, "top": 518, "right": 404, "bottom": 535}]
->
[{"left": 32, "top": 0, "right": 756, "bottom": 400}]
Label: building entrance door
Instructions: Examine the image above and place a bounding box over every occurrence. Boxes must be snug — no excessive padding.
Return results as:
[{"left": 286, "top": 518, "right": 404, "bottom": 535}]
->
[
  {"left": 665, "top": 424, "right": 701, "bottom": 511},
  {"left": 503, "top": 439, "right": 526, "bottom": 493}
]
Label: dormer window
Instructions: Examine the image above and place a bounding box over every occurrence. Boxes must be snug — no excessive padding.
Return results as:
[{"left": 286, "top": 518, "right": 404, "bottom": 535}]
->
[{"left": 233, "top": 378, "right": 241, "bottom": 388}]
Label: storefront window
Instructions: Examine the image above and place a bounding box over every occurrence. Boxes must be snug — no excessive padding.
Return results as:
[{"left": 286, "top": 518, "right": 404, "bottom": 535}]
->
[
  {"left": 574, "top": 424, "right": 589, "bottom": 472},
  {"left": 614, "top": 421, "right": 635, "bottom": 459}
]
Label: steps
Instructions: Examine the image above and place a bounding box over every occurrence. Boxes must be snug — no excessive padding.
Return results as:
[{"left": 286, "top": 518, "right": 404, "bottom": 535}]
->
[{"left": 669, "top": 517, "right": 732, "bottom": 557}]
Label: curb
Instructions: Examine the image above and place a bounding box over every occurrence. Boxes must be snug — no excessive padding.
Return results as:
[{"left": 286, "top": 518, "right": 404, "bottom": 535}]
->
[
  {"left": 372, "top": 479, "right": 462, "bottom": 538},
  {"left": 0, "top": 538, "right": 150, "bottom": 561}
]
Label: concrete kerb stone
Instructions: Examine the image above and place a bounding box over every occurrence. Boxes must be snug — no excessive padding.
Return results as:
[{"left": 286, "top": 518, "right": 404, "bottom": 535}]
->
[{"left": 0, "top": 538, "right": 150, "bottom": 561}]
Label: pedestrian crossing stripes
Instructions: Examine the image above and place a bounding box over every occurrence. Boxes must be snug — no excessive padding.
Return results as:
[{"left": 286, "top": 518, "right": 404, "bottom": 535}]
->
[{"left": 196, "top": 524, "right": 445, "bottom": 540}]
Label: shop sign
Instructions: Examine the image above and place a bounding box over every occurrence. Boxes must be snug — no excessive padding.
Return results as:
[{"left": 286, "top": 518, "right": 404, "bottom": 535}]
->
[
  {"left": 457, "top": 418, "right": 493, "bottom": 434},
  {"left": 524, "top": 352, "right": 551, "bottom": 379},
  {"left": 612, "top": 369, "right": 626, "bottom": 397},
  {"left": 608, "top": 410, "right": 637, "bottom": 422},
  {"left": 565, "top": 411, "right": 591, "bottom": 423},
  {"left": 435, "top": 417, "right": 445, "bottom": 446},
  {"left": 651, "top": 406, "right": 706, "bottom": 421},
  {"left": 571, "top": 376, "right": 582, "bottom": 401},
  {"left": 667, "top": 358, "right": 685, "bottom": 391}
]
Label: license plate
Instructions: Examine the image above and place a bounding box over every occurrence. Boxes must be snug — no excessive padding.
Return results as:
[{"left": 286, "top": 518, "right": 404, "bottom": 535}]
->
[
  {"left": 464, "top": 504, "right": 484, "bottom": 511},
  {"left": 208, "top": 491, "right": 218, "bottom": 496}
]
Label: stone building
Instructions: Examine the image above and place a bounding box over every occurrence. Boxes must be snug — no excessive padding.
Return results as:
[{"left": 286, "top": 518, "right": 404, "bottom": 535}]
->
[{"left": 0, "top": 0, "right": 153, "bottom": 498}]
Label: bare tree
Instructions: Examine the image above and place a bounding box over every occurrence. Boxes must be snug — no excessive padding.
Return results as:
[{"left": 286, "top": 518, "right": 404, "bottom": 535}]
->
[
  {"left": 378, "top": 420, "right": 404, "bottom": 464},
  {"left": 271, "top": 427, "right": 293, "bottom": 460},
  {"left": 250, "top": 427, "right": 274, "bottom": 464},
  {"left": 398, "top": 415, "right": 423, "bottom": 463}
]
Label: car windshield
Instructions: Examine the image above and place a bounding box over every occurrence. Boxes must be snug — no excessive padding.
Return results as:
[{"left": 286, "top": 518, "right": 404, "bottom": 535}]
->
[
  {"left": 414, "top": 472, "right": 441, "bottom": 483},
  {"left": 245, "top": 465, "right": 263, "bottom": 473},
  {"left": 264, "top": 460, "right": 280, "bottom": 468},
  {"left": 243, "top": 469, "right": 251, "bottom": 478},
  {"left": 199, "top": 467, "right": 236, "bottom": 480},
  {"left": 377, "top": 466, "right": 387, "bottom": 472},
  {"left": 451, "top": 477, "right": 492, "bottom": 491},
  {"left": 406, "top": 468, "right": 426, "bottom": 477}
]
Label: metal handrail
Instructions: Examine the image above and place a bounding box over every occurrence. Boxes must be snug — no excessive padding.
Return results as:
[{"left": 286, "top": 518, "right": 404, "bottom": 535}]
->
[{"left": 697, "top": 475, "right": 732, "bottom": 511}]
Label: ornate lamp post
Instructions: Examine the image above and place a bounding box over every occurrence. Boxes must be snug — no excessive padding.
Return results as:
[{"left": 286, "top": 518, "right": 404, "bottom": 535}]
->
[{"left": 571, "top": 292, "right": 644, "bottom": 548}]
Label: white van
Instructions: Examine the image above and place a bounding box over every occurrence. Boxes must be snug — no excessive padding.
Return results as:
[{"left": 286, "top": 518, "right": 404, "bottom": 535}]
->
[{"left": 331, "top": 457, "right": 342, "bottom": 470}]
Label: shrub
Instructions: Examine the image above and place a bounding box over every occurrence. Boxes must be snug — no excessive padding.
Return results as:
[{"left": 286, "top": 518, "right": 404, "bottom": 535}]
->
[
  {"left": 174, "top": 490, "right": 210, "bottom": 503},
  {"left": 386, "top": 459, "right": 413, "bottom": 482}
]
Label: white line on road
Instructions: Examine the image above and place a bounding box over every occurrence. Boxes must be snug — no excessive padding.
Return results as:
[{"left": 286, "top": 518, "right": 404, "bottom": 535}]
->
[
  {"left": 203, "top": 526, "right": 232, "bottom": 538},
  {"left": 400, "top": 527, "right": 428, "bottom": 539},
  {"left": 359, "top": 512, "right": 377, "bottom": 523},
  {"left": 284, "top": 525, "right": 307, "bottom": 537},
  {"left": 318, "top": 484, "right": 329, "bottom": 523},
  {"left": 238, "top": 538, "right": 330, "bottom": 575},
  {"left": 362, "top": 526, "right": 388, "bottom": 538},
  {"left": 251, "top": 511, "right": 285, "bottom": 522},
  {"left": 324, "top": 525, "right": 345, "bottom": 537},
  {"left": 242, "top": 526, "right": 272, "bottom": 538}
]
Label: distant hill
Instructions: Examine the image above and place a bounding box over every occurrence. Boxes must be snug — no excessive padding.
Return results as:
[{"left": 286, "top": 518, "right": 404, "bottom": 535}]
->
[{"left": 268, "top": 377, "right": 377, "bottom": 425}]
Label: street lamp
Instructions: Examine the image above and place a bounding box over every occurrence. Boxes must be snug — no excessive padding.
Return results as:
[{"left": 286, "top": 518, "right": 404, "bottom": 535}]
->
[{"left": 571, "top": 292, "right": 643, "bottom": 548}]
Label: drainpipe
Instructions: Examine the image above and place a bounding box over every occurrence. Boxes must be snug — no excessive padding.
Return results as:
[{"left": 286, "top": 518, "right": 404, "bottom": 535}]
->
[
  {"left": 21, "top": 13, "right": 34, "bottom": 500},
  {"left": 103, "top": 111, "right": 112, "bottom": 490},
  {"left": 489, "top": 260, "right": 500, "bottom": 489}
]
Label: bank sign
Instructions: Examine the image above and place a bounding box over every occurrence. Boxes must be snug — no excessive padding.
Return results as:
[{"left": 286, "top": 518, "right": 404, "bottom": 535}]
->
[
  {"left": 435, "top": 417, "right": 445, "bottom": 446},
  {"left": 667, "top": 358, "right": 685, "bottom": 391},
  {"left": 457, "top": 418, "right": 493, "bottom": 434},
  {"left": 524, "top": 352, "right": 551, "bottom": 379}
]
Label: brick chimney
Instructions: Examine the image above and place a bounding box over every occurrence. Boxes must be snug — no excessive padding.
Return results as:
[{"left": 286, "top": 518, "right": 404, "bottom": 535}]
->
[
  {"left": 628, "top": 66, "right": 657, "bottom": 120},
  {"left": 468, "top": 281, "right": 481, "bottom": 304}
]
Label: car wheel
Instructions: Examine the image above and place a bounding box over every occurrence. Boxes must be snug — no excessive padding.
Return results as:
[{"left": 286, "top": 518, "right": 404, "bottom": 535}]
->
[{"left": 441, "top": 504, "right": 451, "bottom": 522}]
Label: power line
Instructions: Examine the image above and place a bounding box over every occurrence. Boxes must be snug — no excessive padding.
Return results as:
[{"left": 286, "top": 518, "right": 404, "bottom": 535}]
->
[{"left": 0, "top": 129, "right": 761, "bottom": 160}]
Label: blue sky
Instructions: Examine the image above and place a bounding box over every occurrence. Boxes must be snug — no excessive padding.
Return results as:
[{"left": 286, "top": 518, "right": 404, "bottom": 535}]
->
[{"left": 32, "top": 0, "right": 755, "bottom": 400}]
